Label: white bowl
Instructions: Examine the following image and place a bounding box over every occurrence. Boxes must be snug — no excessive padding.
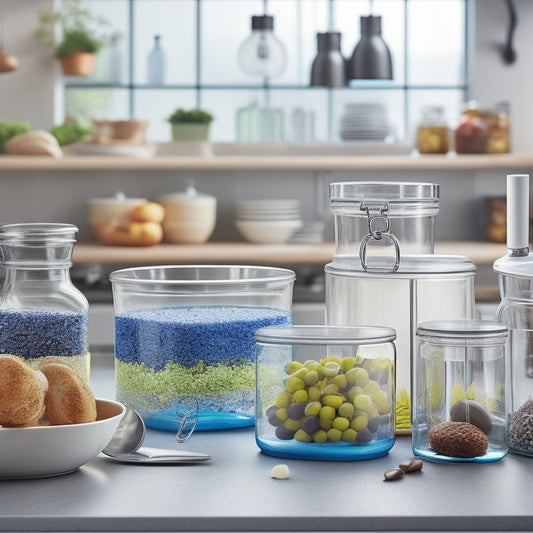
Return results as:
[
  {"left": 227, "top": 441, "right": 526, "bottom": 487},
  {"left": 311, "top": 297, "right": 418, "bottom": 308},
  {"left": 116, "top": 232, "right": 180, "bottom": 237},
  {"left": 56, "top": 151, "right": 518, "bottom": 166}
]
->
[
  {"left": 0, "top": 398, "right": 125, "bottom": 479},
  {"left": 235, "top": 219, "right": 303, "bottom": 244}
]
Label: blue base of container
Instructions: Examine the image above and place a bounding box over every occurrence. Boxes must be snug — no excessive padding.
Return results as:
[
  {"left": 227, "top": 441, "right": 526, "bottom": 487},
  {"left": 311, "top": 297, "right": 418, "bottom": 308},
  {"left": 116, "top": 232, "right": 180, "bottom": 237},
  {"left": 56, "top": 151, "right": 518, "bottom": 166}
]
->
[
  {"left": 145, "top": 406, "right": 254, "bottom": 431},
  {"left": 413, "top": 447, "right": 507, "bottom": 463},
  {"left": 256, "top": 436, "right": 395, "bottom": 461}
]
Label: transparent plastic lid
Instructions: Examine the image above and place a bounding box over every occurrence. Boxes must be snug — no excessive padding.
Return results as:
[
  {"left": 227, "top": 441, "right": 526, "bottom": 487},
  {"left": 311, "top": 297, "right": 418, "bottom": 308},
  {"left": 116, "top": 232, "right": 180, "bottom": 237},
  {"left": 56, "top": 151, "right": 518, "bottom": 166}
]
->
[
  {"left": 325, "top": 254, "right": 476, "bottom": 278},
  {"left": 254, "top": 325, "right": 396, "bottom": 345},
  {"left": 417, "top": 319, "right": 508, "bottom": 338},
  {"left": 329, "top": 182, "right": 440, "bottom": 215}
]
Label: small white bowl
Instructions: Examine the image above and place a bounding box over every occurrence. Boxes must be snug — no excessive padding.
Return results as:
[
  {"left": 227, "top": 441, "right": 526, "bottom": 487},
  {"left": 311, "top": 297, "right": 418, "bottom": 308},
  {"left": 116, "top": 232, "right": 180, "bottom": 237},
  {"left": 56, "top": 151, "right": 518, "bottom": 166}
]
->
[
  {"left": 0, "top": 398, "right": 125, "bottom": 479},
  {"left": 235, "top": 219, "right": 303, "bottom": 244}
]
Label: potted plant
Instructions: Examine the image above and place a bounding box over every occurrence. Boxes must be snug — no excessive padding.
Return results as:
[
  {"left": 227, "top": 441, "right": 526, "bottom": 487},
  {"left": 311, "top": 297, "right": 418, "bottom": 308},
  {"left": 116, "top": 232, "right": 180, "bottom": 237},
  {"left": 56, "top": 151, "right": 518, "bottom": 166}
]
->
[
  {"left": 36, "top": 0, "right": 113, "bottom": 76},
  {"left": 167, "top": 108, "right": 214, "bottom": 141}
]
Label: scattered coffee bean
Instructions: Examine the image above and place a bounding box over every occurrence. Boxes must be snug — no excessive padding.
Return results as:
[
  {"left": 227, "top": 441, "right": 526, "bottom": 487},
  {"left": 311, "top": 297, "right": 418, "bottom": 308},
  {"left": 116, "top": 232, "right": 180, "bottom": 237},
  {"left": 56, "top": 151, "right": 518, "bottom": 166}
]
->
[
  {"left": 398, "top": 458, "right": 423, "bottom": 473},
  {"left": 384, "top": 468, "right": 405, "bottom": 481}
]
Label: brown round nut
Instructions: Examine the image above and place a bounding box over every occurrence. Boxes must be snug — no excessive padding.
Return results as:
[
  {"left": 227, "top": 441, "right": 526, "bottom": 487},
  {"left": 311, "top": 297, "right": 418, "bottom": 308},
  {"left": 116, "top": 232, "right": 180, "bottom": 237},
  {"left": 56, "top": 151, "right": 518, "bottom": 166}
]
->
[
  {"left": 384, "top": 468, "right": 405, "bottom": 481},
  {"left": 450, "top": 399, "right": 492, "bottom": 435},
  {"left": 428, "top": 421, "right": 488, "bottom": 458},
  {"left": 399, "top": 458, "right": 423, "bottom": 473}
]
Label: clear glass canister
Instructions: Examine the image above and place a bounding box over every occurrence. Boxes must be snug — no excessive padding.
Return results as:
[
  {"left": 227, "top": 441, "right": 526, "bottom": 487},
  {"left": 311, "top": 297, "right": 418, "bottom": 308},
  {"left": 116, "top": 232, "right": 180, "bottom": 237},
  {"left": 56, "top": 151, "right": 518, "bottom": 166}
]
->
[
  {"left": 109, "top": 265, "right": 295, "bottom": 431},
  {"left": 413, "top": 319, "right": 508, "bottom": 463},
  {"left": 416, "top": 105, "right": 450, "bottom": 154},
  {"left": 0, "top": 223, "right": 89, "bottom": 380},
  {"left": 494, "top": 254, "right": 533, "bottom": 457},
  {"left": 255, "top": 325, "right": 396, "bottom": 461},
  {"left": 329, "top": 182, "right": 439, "bottom": 270},
  {"left": 325, "top": 254, "right": 476, "bottom": 433}
]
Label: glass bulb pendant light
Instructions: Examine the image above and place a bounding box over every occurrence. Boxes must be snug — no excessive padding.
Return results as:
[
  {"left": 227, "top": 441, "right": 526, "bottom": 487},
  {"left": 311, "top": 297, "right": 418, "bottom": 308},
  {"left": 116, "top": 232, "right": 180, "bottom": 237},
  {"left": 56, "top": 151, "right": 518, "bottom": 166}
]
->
[{"left": 237, "top": 15, "right": 287, "bottom": 78}]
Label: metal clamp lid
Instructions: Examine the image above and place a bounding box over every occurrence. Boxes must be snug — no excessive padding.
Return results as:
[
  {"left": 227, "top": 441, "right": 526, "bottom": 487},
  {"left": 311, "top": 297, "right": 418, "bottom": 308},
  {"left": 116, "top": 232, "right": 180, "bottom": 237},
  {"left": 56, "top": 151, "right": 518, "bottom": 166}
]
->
[{"left": 359, "top": 200, "right": 400, "bottom": 272}]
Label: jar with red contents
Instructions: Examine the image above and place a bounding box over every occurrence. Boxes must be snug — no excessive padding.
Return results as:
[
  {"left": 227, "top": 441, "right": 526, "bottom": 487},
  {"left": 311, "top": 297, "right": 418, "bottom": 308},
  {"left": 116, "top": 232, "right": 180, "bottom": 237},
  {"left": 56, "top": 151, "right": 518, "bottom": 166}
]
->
[{"left": 454, "top": 101, "right": 489, "bottom": 154}]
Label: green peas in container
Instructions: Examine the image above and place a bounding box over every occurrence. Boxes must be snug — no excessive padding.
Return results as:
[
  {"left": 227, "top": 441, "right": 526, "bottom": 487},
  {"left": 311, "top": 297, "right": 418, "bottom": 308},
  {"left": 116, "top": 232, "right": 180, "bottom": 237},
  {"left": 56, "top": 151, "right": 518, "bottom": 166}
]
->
[{"left": 255, "top": 325, "right": 396, "bottom": 461}]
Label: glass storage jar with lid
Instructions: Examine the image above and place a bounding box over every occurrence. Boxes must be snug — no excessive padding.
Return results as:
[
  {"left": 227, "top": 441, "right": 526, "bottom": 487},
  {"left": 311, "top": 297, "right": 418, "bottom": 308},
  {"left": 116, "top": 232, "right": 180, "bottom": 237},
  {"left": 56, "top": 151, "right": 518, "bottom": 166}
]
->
[
  {"left": 329, "top": 181, "right": 439, "bottom": 270},
  {"left": 412, "top": 319, "right": 508, "bottom": 463},
  {"left": 325, "top": 255, "right": 476, "bottom": 433},
  {"left": 0, "top": 223, "right": 89, "bottom": 380},
  {"left": 416, "top": 105, "right": 450, "bottom": 154},
  {"left": 110, "top": 265, "right": 295, "bottom": 431},
  {"left": 255, "top": 325, "right": 396, "bottom": 461}
]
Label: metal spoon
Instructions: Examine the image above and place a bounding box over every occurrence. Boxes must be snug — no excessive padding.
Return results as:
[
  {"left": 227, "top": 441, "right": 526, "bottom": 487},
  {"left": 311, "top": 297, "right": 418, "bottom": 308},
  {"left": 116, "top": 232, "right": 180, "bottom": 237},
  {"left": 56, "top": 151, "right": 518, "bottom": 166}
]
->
[{"left": 102, "top": 406, "right": 211, "bottom": 464}]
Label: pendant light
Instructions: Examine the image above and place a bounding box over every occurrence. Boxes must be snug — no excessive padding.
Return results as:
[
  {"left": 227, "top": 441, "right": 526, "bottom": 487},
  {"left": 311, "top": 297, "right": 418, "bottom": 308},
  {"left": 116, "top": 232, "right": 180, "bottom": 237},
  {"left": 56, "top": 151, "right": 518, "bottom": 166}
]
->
[
  {"left": 348, "top": 1, "right": 393, "bottom": 80},
  {"left": 237, "top": 14, "right": 287, "bottom": 79},
  {"left": 310, "top": 2, "right": 347, "bottom": 87},
  {"left": 0, "top": 17, "right": 19, "bottom": 73}
]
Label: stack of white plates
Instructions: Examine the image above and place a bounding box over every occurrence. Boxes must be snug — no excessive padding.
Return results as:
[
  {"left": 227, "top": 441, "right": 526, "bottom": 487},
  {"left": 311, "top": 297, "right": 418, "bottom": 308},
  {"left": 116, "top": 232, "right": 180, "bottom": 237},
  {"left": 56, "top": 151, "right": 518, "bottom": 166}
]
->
[
  {"left": 340, "top": 102, "right": 391, "bottom": 141},
  {"left": 235, "top": 199, "right": 303, "bottom": 244}
]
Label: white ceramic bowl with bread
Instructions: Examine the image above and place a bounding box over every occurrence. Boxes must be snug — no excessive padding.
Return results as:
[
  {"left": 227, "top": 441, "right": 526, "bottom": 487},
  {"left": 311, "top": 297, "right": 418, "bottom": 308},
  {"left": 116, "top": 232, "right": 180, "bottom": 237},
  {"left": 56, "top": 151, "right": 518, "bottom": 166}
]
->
[{"left": 0, "top": 398, "right": 125, "bottom": 479}]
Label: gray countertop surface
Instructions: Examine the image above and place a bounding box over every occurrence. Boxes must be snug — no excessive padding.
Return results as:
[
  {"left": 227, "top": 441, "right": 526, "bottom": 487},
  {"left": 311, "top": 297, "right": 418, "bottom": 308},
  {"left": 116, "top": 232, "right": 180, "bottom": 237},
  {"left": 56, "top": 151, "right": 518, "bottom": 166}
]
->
[{"left": 1, "top": 354, "right": 533, "bottom": 532}]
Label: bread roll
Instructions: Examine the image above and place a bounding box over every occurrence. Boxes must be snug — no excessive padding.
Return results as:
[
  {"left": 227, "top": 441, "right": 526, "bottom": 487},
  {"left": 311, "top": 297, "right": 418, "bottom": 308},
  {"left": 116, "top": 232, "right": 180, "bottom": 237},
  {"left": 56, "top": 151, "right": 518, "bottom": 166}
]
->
[
  {"left": 0, "top": 354, "right": 48, "bottom": 427},
  {"left": 93, "top": 221, "right": 163, "bottom": 246},
  {"left": 40, "top": 363, "right": 96, "bottom": 425},
  {"left": 130, "top": 202, "right": 165, "bottom": 223},
  {"left": 5, "top": 130, "right": 63, "bottom": 158}
]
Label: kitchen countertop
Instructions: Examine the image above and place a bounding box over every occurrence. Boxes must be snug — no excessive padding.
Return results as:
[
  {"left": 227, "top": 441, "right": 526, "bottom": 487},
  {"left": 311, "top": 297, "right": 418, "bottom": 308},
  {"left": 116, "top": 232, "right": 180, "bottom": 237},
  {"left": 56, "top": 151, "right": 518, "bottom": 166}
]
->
[{"left": 1, "top": 354, "right": 533, "bottom": 532}]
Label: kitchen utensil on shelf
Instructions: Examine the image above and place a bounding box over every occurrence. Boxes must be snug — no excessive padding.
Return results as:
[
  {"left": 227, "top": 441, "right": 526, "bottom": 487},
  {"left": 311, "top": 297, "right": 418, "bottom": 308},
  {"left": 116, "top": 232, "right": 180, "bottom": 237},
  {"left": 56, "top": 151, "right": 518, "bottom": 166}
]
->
[
  {"left": 109, "top": 265, "right": 295, "bottom": 431},
  {"left": 493, "top": 174, "right": 533, "bottom": 457},
  {"left": 325, "top": 182, "right": 476, "bottom": 433},
  {"left": 102, "top": 402, "right": 210, "bottom": 464},
  {"left": 412, "top": 319, "right": 508, "bottom": 463}
]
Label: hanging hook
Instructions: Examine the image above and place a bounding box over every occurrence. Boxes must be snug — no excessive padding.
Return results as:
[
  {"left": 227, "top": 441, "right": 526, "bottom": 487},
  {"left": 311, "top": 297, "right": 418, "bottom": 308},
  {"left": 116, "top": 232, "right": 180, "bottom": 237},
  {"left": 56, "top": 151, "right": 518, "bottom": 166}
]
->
[{"left": 502, "top": 0, "right": 517, "bottom": 64}]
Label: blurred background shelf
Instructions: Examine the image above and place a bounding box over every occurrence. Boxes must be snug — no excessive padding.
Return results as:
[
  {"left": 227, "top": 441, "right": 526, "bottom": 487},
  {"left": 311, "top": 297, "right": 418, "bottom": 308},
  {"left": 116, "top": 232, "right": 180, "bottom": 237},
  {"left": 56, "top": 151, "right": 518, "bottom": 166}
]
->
[{"left": 73, "top": 240, "right": 507, "bottom": 266}]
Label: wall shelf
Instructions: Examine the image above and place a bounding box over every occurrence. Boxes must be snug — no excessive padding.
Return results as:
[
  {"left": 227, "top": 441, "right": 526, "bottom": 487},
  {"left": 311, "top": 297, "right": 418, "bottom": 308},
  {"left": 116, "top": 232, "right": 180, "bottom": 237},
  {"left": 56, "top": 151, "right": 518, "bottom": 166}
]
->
[
  {"left": 0, "top": 153, "right": 531, "bottom": 172},
  {"left": 73, "top": 240, "right": 507, "bottom": 266}
]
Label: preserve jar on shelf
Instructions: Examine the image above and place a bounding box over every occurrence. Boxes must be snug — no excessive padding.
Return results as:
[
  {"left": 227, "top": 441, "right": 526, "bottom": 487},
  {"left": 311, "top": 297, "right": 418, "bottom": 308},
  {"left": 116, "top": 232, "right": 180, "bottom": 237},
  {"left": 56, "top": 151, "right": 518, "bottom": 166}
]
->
[
  {"left": 416, "top": 105, "right": 449, "bottom": 154},
  {"left": 0, "top": 223, "right": 89, "bottom": 380},
  {"left": 255, "top": 325, "right": 396, "bottom": 461},
  {"left": 412, "top": 319, "right": 508, "bottom": 463},
  {"left": 454, "top": 101, "right": 489, "bottom": 154}
]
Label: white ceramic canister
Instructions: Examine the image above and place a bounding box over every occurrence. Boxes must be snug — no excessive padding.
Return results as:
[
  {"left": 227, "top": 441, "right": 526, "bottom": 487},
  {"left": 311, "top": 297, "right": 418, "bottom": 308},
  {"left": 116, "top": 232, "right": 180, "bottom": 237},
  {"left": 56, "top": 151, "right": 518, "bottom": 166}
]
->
[{"left": 159, "top": 183, "right": 216, "bottom": 244}]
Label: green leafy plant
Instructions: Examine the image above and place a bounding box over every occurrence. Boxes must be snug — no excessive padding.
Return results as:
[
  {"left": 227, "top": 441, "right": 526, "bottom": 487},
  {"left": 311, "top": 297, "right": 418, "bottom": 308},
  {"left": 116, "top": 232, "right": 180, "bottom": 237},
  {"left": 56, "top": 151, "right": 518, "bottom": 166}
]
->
[
  {"left": 36, "top": 0, "right": 113, "bottom": 57},
  {"left": 50, "top": 118, "right": 93, "bottom": 146},
  {"left": 0, "top": 120, "right": 32, "bottom": 153},
  {"left": 167, "top": 108, "right": 214, "bottom": 125}
]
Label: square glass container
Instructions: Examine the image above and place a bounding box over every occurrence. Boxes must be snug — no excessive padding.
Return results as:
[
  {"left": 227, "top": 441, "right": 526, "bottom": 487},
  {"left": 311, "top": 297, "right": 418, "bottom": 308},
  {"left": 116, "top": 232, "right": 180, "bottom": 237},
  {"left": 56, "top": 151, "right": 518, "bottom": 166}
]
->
[
  {"left": 412, "top": 319, "right": 508, "bottom": 463},
  {"left": 255, "top": 325, "right": 396, "bottom": 461},
  {"left": 110, "top": 265, "right": 295, "bottom": 431}
]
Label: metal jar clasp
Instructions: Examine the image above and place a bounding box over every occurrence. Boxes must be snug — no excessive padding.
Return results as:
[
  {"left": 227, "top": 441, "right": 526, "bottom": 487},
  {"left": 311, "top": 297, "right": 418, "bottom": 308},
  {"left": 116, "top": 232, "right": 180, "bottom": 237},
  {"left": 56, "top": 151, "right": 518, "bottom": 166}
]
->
[{"left": 359, "top": 201, "right": 400, "bottom": 272}]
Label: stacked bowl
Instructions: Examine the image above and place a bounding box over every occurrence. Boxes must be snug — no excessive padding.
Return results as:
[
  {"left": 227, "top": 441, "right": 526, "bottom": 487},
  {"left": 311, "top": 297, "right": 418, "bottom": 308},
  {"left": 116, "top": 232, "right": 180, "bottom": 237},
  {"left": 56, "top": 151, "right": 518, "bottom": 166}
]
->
[{"left": 235, "top": 199, "right": 302, "bottom": 244}]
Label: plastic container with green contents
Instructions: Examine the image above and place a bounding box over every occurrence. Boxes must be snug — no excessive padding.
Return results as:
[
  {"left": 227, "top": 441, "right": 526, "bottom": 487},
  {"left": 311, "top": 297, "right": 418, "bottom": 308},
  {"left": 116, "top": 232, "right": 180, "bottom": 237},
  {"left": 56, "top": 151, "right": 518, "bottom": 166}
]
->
[
  {"left": 255, "top": 325, "right": 396, "bottom": 461},
  {"left": 110, "top": 265, "right": 295, "bottom": 431}
]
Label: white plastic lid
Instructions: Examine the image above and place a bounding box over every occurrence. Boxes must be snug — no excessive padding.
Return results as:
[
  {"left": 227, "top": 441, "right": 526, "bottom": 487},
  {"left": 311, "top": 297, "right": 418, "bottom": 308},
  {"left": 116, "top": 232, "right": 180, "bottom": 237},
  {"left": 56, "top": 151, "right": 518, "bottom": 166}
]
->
[
  {"left": 417, "top": 319, "right": 508, "bottom": 338},
  {"left": 493, "top": 253, "right": 533, "bottom": 278}
]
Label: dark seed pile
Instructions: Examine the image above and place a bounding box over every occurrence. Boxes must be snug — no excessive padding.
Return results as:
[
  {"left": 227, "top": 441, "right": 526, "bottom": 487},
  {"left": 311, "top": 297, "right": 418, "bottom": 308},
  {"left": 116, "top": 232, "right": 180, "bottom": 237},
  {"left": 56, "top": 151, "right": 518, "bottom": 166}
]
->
[
  {"left": 0, "top": 308, "right": 88, "bottom": 358},
  {"left": 508, "top": 399, "right": 533, "bottom": 456}
]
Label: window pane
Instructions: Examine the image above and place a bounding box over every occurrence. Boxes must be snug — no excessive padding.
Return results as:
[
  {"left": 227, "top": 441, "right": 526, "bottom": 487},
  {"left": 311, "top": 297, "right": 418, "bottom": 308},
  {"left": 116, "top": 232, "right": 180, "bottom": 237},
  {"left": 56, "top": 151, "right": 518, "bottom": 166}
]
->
[
  {"left": 408, "top": 0, "right": 465, "bottom": 85},
  {"left": 134, "top": 90, "right": 197, "bottom": 142},
  {"left": 134, "top": 0, "right": 196, "bottom": 86},
  {"left": 65, "top": 88, "right": 130, "bottom": 120}
]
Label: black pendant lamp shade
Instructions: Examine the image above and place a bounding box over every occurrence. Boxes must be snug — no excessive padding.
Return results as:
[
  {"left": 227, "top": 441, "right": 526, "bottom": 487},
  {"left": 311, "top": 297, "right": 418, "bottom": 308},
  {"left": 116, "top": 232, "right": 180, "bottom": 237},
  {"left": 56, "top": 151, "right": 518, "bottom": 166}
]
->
[
  {"left": 310, "top": 32, "right": 347, "bottom": 87},
  {"left": 348, "top": 15, "right": 393, "bottom": 80}
]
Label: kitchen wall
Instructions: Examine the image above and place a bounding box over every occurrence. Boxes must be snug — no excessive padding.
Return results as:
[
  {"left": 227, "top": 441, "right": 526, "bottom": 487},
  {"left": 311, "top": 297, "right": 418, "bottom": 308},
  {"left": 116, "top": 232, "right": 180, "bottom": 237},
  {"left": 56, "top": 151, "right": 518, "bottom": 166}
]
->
[{"left": 0, "top": 0, "right": 531, "bottom": 247}]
